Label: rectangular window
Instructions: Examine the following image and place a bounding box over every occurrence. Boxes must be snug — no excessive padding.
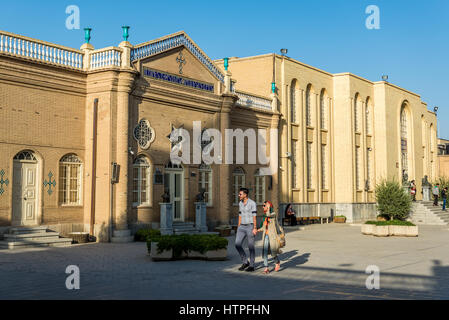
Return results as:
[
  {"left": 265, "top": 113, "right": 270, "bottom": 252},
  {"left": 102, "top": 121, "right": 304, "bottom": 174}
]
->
[
  {"left": 199, "top": 169, "right": 213, "bottom": 206},
  {"left": 133, "top": 165, "right": 150, "bottom": 206},
  {"left": 59, "top": 163, "right": 81, "bottom": 205},
  {"left": 307, "top": 142, "right": 312, "bottom": 189},
  {"left": 255, "top": 176, "right": 265, "bottom": 205},
  {"left": 292, "top": 140, "right": 298, "bottom": 189},
  {"left": 356, "top": 147, "right": 361, "bottom": 190},
  {"left": 321, "top": 145, "right": 327, "bottom": 189},
  {"left": 367, "top": 149, "right": 372, "bottom": 191},
  {"left": 233, "top": 174, "right": 245, "bottom": 205}
]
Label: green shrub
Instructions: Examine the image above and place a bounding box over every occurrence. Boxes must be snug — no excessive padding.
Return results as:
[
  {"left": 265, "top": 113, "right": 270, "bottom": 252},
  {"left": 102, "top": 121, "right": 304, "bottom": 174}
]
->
[
  {"left": 375, "top": 179, "right": 412, "bottom": 221},
  {"left": 146, "top": 233, "right": 228, "bottom": 258},
  {"left": 365, "top": 220, "right": 415, "bottom": 226},
  {"left": 135, "top": 229, "right": 161, "bottom": 242}
]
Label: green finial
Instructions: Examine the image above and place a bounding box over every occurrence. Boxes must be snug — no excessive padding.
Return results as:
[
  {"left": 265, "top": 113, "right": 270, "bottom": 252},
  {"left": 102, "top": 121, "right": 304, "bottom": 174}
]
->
[
  {"left": 122, "top": 26, "right": 130, "bottom": 42},
  {"left": 84, "top": 28, "right": 92, "bottom": 44},
  {"left": 224, "top": 57, "right": 229, "bottom": 71}
]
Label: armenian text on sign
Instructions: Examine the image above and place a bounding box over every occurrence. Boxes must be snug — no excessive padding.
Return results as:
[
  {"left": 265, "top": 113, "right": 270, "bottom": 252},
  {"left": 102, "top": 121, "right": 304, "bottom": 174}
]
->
[{"left": 143, "top": 67, "right": 214, "bottom": 92}]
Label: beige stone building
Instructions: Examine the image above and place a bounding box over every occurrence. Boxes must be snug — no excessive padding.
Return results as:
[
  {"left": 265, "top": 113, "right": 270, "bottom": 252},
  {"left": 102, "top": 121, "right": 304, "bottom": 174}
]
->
[
  {"left": 0, "top": 30, "right": 280, "bottom": 241},
  {"left": 216, "top": 54, "right": 439, "bottom": 222},
  {"left": 438, "top": 138, "right": 449, "bottom": 178}
]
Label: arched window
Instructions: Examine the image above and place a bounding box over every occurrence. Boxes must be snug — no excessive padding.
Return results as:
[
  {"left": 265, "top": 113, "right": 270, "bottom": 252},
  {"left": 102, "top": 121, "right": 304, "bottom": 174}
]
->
[
  {"left": 306, "top": 84, "right": 312, "bottom": 126},
  {"left": 59, "top": 154, "right": 82, "bottom": 205},
  {"left": 400, "top": 105, "right": 409, "bottom": 181},
  {"left": 199, "top": 164, "right": 213, "bottom": 206},
  {"left": 354, "top": 93, "right": 361, "bottom": 133},
  {"left": 14, "top": 150, "right": 37, "bottom": 161},
  {"left": 133, "top": 156, "right": 151, "bottom": 206},
  {"left": 254, "top": 169, "right": 265, "bottom": 205},
  {"left": 291, "top": 80, "right": 298, "bottom": 123},
  {"left": 233, "top": 167, "right": 246, "bottom": 205},
  {"left": 355, "top": 146, "right": 362, "bottom": 190}
]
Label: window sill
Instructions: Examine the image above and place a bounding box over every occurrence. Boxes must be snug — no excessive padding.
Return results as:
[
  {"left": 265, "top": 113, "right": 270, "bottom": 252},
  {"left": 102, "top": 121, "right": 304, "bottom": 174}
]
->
[
  {"left": 60, "top": 204, "right": 83, "bottom": 208},
  {"left": 133, "top": 204, "right": 153, "bottom": 209}
]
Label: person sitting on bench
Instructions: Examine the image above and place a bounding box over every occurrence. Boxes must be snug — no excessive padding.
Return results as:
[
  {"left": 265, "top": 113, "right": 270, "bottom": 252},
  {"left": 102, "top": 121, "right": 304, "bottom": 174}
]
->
[{"left": 285, "top": 204, "right": 297, "bottom": 226}]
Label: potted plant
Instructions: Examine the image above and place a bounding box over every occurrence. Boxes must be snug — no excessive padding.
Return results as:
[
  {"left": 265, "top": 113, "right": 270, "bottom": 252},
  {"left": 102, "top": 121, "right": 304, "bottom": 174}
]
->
[{"left": 361, "top": 180, "right": 418, "bottom": 237}]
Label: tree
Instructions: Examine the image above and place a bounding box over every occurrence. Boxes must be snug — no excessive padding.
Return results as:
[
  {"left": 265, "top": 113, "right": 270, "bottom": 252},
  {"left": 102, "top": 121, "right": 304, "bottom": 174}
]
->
[{"left": 375, "top": 179, "right": 412, "bottom": 221}]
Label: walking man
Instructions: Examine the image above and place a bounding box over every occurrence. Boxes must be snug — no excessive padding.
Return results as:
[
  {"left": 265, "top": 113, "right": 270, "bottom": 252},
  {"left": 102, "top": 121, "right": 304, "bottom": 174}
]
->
[
  {"left": 235, "top": 188, "right": 258, "bottom": 272},
  {"left": 433, "top": 183, "right": 440, "bottom": 206},
  {"left": 442, "top": 187, "right": 447, "bottom": 211}
]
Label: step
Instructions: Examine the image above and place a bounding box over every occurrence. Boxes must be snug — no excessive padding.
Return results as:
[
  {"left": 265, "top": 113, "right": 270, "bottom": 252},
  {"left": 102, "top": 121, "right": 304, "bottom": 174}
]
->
[
  {"left": 0, "top": 237, "right": 72, "bottom": 250},
  {"left": 4, "top": 232, "right": 61, "bottom": 241},
  {"left": 9, "top": 226, "right": 48, "bottom": 235}
]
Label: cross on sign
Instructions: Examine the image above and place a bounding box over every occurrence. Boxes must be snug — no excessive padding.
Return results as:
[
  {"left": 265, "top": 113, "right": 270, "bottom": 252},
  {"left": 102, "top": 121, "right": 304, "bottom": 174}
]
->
[{"left": 176, "top": 51, "right": 186, "bottom": 74}]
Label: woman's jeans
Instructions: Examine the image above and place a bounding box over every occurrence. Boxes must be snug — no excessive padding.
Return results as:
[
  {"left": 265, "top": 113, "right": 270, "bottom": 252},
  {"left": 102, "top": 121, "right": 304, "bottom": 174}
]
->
[
  {"left": 263, "top": 235, "right": 280, "bottom": 267},
  {"left": 443, "top": 199, "right": 447, "bottom": 211}
]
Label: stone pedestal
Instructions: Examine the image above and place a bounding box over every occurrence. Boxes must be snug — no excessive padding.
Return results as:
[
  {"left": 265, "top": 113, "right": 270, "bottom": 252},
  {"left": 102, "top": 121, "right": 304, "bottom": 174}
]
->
[
  {"left": 160, "top": 203, "right": 173, "bottom": 235},
  {"left": 195, "top": 202, "right": 208, "bottom": 232},
  {"left": 423, "top": 185, "right": 431, "bottom": 202}
]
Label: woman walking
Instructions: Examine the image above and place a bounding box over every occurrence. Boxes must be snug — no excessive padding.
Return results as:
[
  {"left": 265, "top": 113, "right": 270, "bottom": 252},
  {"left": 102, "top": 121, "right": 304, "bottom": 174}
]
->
[{"left": 257, "top": 201, "right": 285, "bottom": 274}]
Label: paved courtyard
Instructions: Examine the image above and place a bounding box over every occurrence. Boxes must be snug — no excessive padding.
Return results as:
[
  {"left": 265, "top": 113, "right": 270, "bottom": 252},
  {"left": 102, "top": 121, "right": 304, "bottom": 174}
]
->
[{"left": 2, "top": 223, "right": 449, "bottom": 300}]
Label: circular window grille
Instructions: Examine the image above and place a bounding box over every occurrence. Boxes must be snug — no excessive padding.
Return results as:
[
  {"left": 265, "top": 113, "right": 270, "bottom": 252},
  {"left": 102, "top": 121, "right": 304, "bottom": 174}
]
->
[{"left": 133, "top": 119, "right": 155, "bottom": 150}]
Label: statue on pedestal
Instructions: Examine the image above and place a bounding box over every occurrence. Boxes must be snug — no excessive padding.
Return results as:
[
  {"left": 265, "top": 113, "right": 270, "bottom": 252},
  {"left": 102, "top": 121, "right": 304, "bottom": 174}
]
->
[
  {"left": 195, "top": 188, "right": 206, "bottom": 203},
  {"left": 161, "top": 188, "right": 170, "bottom": 203}
]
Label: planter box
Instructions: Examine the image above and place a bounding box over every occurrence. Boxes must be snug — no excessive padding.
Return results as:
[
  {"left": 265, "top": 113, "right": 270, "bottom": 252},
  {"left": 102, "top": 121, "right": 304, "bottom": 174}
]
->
[
  {"left": 150, "top": 242, "right": 173, "bottom": 261},
  {"left": 389, "top": 225, "right": 418, "bottom": 237},
  {"left": 373, "top": 225, "right": 390, "bottom": 237},
  {"left": 188, "top": 250, "right": 207, "bottom": 259},
  {"left": 334, "top": 217, "right": 346, "bottom": 223},
  {"left": 188, "top": 249, "right": 227, "bottom": 260},
  {"left": 362, "top": 225, "right": 419, "bottom": 237},
  {"left": 205, "top": 249, "right": 227, "bottom": 261},
  {"left": 361, "top": 224, "right": 375, "bottom": 235},
  {"left": 68, "top": 232, "right": 89, "bottom": 244}
]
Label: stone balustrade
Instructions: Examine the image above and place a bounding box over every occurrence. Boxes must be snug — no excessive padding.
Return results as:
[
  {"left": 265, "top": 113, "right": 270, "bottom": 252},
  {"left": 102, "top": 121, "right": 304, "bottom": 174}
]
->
[
  {"left": 0, "top": 31, "right": 83, "bottom": 69},
  {"left": 235, "top": 91, "right": 273, "bottom": 110},
  {"left": 90, "top": 47, "right": 122, "bottom": 70}
]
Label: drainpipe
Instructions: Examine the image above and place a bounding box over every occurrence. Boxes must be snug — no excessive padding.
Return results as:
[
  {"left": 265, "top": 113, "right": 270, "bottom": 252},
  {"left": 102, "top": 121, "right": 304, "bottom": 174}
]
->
[{"left": 90, "top": 98, "right": 98, "bottom": 237}]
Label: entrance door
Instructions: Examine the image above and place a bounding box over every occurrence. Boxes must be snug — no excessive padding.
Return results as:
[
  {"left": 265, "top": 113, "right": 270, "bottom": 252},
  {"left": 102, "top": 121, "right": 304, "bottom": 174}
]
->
[
  {"left": 12, "top": 161, "right": 38, "bottom": 226},
  {"left": 164, "top": 170, "right": 184, "bottom": 222}
]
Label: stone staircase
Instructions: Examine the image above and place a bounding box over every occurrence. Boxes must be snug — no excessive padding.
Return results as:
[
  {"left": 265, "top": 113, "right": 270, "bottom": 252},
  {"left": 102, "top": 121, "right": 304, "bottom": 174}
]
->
[
  {"left": 0, "top": 226, "right": 73, "bottom": 250},
  {"left": 173, "top": 222, "right": 200, "bottom": 235},
  {"left": 409, "top": 202, "right": 449, "bottom": 226}
]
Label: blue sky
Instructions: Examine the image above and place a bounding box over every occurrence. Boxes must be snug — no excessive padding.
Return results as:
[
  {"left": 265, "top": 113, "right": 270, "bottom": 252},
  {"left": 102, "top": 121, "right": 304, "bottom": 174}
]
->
[{"left": 2, "top": 0, "right": 448, "bottom": 138}]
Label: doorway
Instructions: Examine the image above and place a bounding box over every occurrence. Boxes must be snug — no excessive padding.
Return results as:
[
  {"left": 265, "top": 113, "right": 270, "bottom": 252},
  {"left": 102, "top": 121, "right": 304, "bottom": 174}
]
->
[{"left": 12, "top": 151, "right": 40, "bottom": 226}]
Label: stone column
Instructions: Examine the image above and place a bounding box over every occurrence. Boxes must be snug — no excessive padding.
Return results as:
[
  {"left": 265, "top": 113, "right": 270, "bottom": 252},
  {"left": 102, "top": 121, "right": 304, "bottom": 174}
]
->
[
  {"left": 218, "top": 93, "right": 238, "bottom": 226},
  {"left": 80, "top": 43, "right": 94, "bottom": 71},
  {"left": 160, "top": 203, "right": 174, "bottom": 235},
  {"left": 423, "top": 185, "right": 431, "bottom": 201},
  {"left": 112, "top": 71, "right": 136, "bottom": 242},
  {"left": 195, "top": 202, "right": 208, "bottom": 232}
]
